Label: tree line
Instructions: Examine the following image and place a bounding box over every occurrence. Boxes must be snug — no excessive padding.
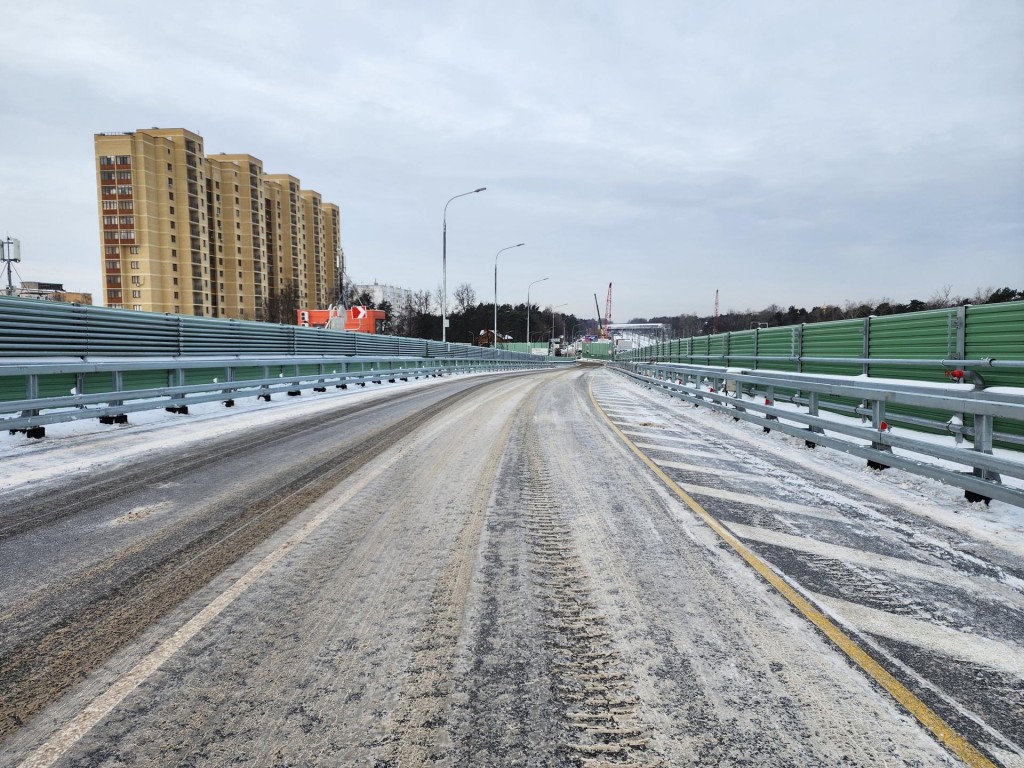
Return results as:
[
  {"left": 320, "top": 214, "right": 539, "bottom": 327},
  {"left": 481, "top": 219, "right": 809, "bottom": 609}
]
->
[
  {"left": 264, "top": 278, "right": 1020, "bottom": 343},
  {"left": 347, "top": 281, "right": 587, "bottom": 344},
  {"left": 634, "top": 286, "right": 1023, "bottom": 338}
]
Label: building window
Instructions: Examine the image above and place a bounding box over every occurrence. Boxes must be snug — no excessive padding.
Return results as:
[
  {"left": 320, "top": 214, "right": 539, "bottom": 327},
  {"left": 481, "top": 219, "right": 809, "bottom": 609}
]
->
[
  {"left": 169, "top": 206, "right": 175, "bottom": 214},
  {"left": 119, "top": 216, "right": 134, "bottom": 225},
  {"left": 170, "top": 221, "right": 175, "bottom": 229},
  {"left": 116, "top": 185, "right": 132, "bottom": 195},
  {"left": 174, "top": 291, "right": 179, "bottom": 299},
  {"left": 105, "top": 260, "right": 120, "bottom": 270},
  {"left": 133, "top": 305, "right": 143, "bottom": 311},
  {"left": 131, "top": 275, "right": 142, "bottom": 285},
  {"left": 101, "top": 186, "right": 115, "bottom": 196},
  {"left": 174, "top": 305, "right": 180, "bottom": 313},
  {"left": 100, "top": 171, "right": 115, "bottom": 181},
  {"left": 130, "top": 260, "right": 139, "bottom": 269},
  {"left": 170, "top": 235, "right": 176, "bottom": 243},
  {"left": 119, "top": 200, "right": 133, "bottom": 210},
  {"left": 116, "top": 155, "right": 131, "bottom": 166},
  {"left": 104, "top": 246, "right": 118, "bottom": 255},
  {"left": 132, "top": 290, "right": 141, "bottom": 298},
  {"left": 116, "top": 171, "right": 131, "bottom": 181},
  {"left": 102, "top": 200, "right": 117, "bottom": 210},
  {"left": 169, "top": 192, "right": 174, "bottom": 200},
  {"left": 106, "top": 275, "right": 121, "bottom": 285},
  {"left": 129, "top": 246, "right": 139, "bottom": 254},
  {"left": 103, "top": 216, "right": 117, "bottom": 225},
  {"left": 99, "top": 155, "right": 114, "bottom": 166},
  {"left": 173, "top": 277, "right": 178, "bottom": 285},
  {"left": 167, "top": 163, "right": 172, "bottom": 171}
]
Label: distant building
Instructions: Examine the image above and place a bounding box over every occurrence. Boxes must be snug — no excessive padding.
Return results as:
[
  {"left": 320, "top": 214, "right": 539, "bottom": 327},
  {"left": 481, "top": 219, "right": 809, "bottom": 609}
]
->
[
  {"left": 353, "top": 281, "right": 413, "bottom": 309},
  {"left": 17, "top": 282, "right": 93, "bottom": 305},
  {"left": 94, "top": 127, "right": 343, "bottom": 319}
]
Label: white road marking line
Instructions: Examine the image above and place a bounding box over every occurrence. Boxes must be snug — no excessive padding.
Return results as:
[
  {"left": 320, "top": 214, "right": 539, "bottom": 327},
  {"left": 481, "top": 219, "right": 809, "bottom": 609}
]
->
[
  {"left": 632, "top": 442, "right": 731, "bottom": 461},
  {"left": 685, "top": 484, "right": 848, "bottom": 520},
  {"left": 726, "top": 521, "right": 1023, "bottom": 603},
  {"left": 619, "top": 429, "right": 693, "bottom": 442},
  {"left": 19, "top": 453, "right": 397, "bottom": 768},
  {"left": 813, "top": 593, "right": 1024, "bottom": 679},
  {"left": 655, "top": 459, "right": 767, "bottom": 481}
]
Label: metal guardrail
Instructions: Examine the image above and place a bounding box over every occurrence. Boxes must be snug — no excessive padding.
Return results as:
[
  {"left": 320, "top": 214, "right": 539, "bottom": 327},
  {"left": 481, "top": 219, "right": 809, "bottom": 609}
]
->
[
  {"left": 612, "top": 361, "right": 1024, "bottom": 508},
  {"left": 1, "top": 354, "right": 566, "bottom": 436}
]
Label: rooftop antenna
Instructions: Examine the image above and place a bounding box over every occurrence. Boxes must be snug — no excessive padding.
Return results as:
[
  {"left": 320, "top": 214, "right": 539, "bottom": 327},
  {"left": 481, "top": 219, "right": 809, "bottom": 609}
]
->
[{"left": 1, "top": 236, "right": 21, "bottom": 296}]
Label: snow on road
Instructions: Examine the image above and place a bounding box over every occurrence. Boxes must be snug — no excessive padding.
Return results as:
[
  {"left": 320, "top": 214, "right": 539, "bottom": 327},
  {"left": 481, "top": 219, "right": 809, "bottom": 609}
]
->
[{"left": 0, "top": 365, "right": 1020, "bottom": 766}]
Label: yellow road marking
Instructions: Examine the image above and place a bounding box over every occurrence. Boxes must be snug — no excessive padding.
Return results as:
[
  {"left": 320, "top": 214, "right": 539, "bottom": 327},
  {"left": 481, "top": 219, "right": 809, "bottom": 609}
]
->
[{"left": 588, "top": 381, "right": 997, "bottom": 768}]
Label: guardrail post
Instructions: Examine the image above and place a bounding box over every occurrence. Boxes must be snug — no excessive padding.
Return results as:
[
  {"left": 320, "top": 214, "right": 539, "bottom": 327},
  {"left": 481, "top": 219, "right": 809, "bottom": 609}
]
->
[
  {"left": 803, "top": 391, "right": 825, "bottom": 447},
  {"left": 960, "top": 411, "right": 1001, "bottom": 504},
  {"left": 866, "top": 399, "right": 892, "bottom": 470},
  {"left": 165, "top": 368, "right": 189, "bottom": 414},
  {"left": 100, "top": 371, "right": 129, "bottom": 425},
  {"left": 763, "top": 386, "right": 779, "bottom": 433},
  {"left": 222, "top": 365, "right": 236, "bottom": 407},
  {"left": 288, "top": 363, "right": 302, "bottom": 396},
  {"left": 969, "top": 415, "right": 1001, "bottom": 492},
  {"left": 314, "top": 363, "right": 327, "bottom": 392},
  {"left": 10, "top": 374, "right": 44, "bottom": 438}
]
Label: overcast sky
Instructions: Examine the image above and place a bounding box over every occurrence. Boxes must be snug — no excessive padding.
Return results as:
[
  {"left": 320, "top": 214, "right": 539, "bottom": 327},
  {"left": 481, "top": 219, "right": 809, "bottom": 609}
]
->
[{"left": 1, "top": 0, "right": 1022, "bottom": 322}]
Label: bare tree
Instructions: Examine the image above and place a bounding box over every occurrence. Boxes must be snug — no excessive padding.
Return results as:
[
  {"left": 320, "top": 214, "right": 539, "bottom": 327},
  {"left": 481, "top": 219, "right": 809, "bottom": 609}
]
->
[
  {"left": 413, "top": 289, "right": 433, "bottom": 314},
  {"left": 970, "top": 286, "right": 996, "bottom": 305},
  {"left": 453, "top": 282, "right": 477, "bottom": 314},
  {"left": 928, "top": 285, "right": 955, "bottom": 308},
  {"left": 262, "top": 280, "right": 301, "bottom": 324}
]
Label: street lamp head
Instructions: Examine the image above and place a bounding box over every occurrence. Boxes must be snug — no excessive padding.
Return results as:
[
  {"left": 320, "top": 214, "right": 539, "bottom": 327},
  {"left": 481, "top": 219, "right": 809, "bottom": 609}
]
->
[
  {"left": 515, "top": 242, "right": 525, "bottom": 247},
  {"left": 474, "top": 187, "right": 486, "bottom": 193}
]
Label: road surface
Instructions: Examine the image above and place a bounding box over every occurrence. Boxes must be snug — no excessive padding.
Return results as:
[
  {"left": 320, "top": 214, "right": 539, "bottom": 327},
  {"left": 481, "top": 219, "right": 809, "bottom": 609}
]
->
[{"left": 0, "top": 366, "right": 1021, "bottom": 766}]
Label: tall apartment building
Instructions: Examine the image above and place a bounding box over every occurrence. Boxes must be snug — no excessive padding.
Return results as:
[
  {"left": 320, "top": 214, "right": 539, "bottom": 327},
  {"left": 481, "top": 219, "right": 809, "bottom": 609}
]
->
[
  {"left": 353, "top": 281, "right": 414, "bottom": 309},
  {"left": 95, "top": 128, "right": 342, "bottom": 319}
]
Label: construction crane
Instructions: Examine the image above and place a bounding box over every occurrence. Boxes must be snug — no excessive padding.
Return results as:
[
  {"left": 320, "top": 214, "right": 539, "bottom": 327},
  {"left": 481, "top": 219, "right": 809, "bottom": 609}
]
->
[
  {"left": 593, "top": 293, "right": 606, "bottom": 339},
  {"left": 604, "top": 283, "right": 613, "bottom": 337},
  {"left": 712, "top": 289, "right": 719, "bottom": 334}
]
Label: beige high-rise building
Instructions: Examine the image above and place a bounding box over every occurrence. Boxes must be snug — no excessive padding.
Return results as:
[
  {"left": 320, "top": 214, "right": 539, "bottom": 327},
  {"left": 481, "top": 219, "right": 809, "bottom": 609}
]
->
[
  {"left": 94, "top": 128, "right": 341, "bottom": 319},
  {"left": 323, "top": 202, "right": 342, "bottom": 306},
  {"left": 207, "top": 154, "right": 268, "bottom": 320}
]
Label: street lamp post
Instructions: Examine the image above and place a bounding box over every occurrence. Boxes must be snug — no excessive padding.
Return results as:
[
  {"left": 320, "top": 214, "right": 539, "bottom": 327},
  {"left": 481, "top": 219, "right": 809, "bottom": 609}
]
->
[
  {"left": 526, "top": 277, "right": 549, "bottom": 353},
  {"left": 442, "top": 187, "right": 486, "bottom": 343},
  {"left": 493, "top": 243, "right": 524, "bottom": 348}
]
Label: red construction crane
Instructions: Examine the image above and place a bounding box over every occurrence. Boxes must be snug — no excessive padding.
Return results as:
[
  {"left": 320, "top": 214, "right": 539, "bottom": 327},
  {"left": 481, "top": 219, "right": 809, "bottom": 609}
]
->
[{"left": 604, "top": 282, "right": 613, "bottom": 336}]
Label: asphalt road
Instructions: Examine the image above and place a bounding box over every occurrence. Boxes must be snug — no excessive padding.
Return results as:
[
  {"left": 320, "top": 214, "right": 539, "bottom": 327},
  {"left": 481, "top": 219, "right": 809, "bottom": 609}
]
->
[{"left": 0, "top": 366, "right": 1020, "bottom": 767}]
